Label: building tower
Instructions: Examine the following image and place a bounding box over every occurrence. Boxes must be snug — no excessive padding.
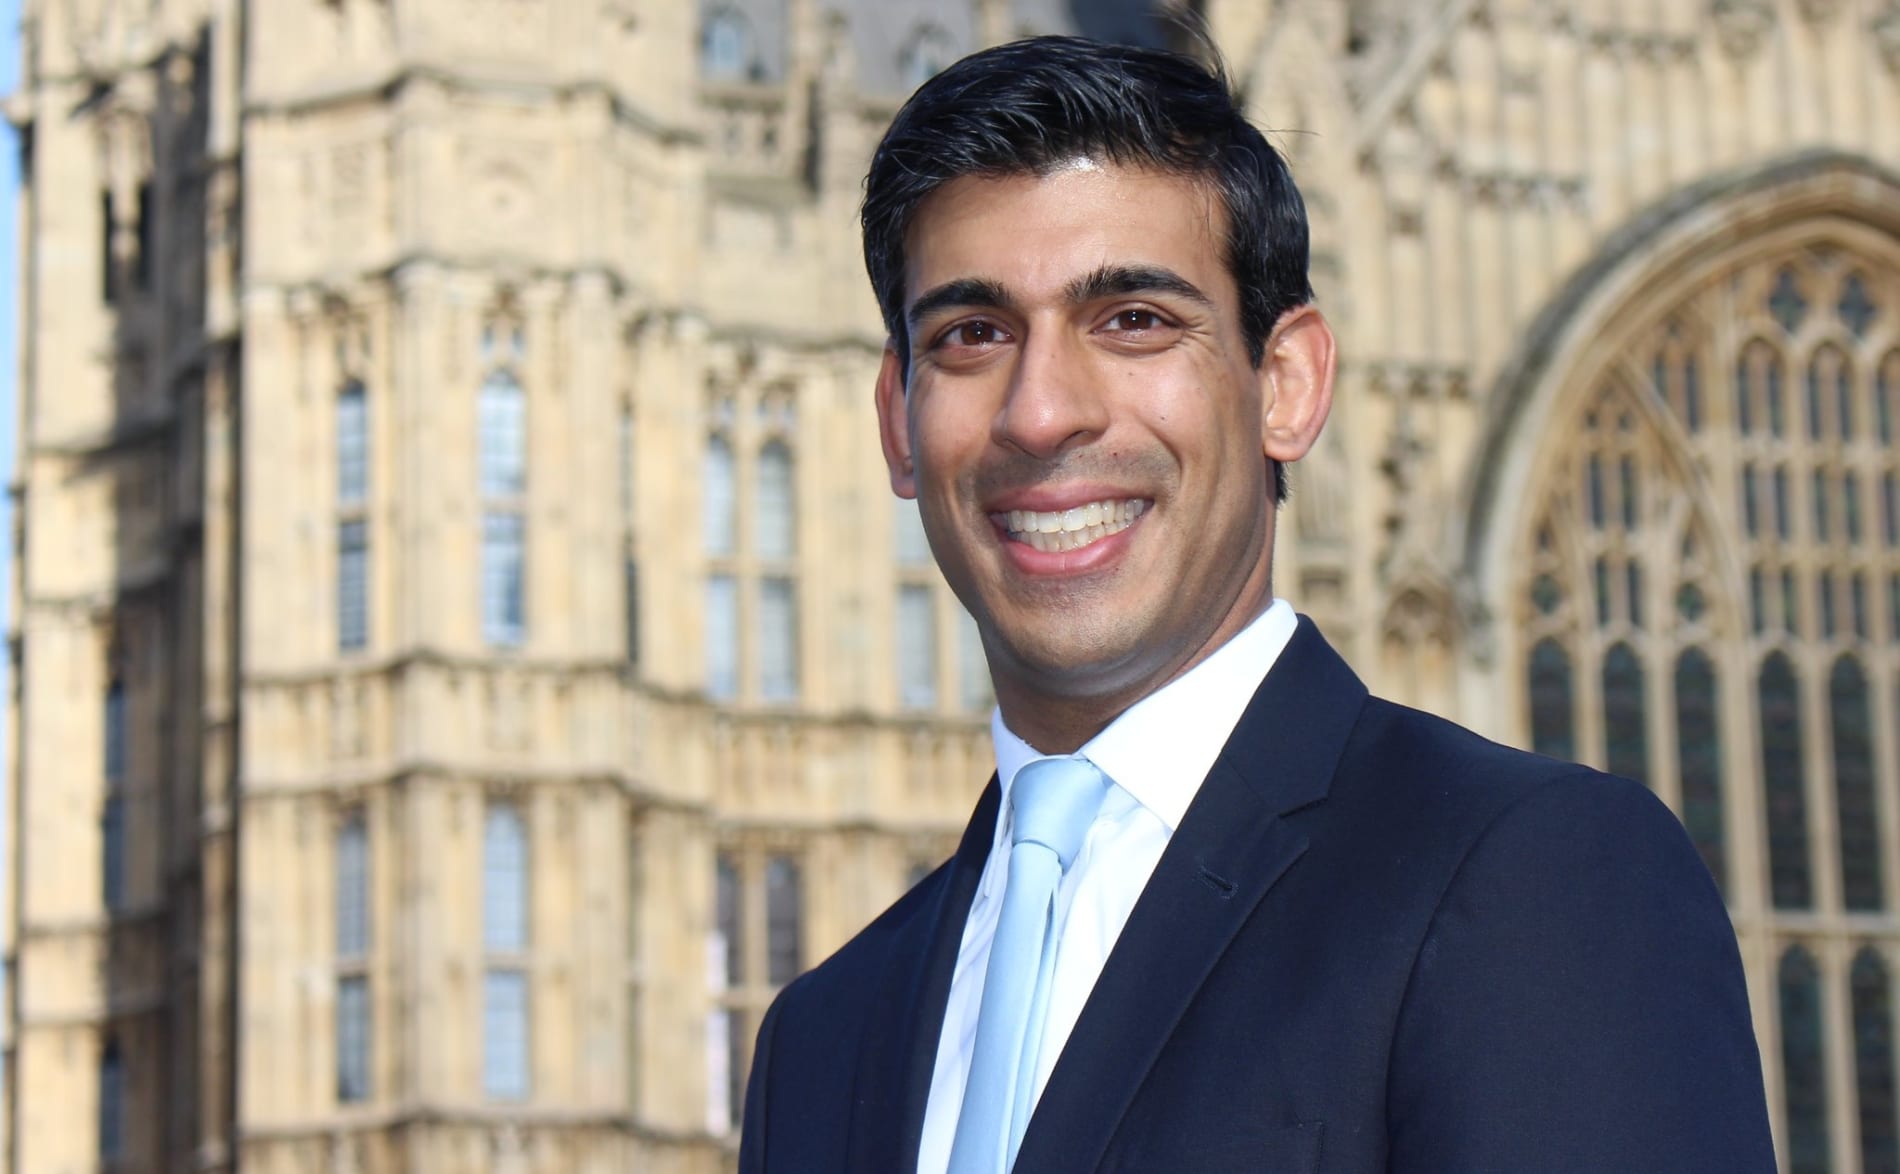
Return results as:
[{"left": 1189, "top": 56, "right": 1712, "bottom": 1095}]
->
[{"left": 8, "top": 2, "right": 1900, "bottom": 1173}]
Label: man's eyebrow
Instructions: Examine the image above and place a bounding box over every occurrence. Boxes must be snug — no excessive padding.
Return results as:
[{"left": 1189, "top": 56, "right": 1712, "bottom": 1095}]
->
[
  {"left": 1065, "top": 264, "right": 1215, "bottom": 309},
  {"left": 905, "top": 278, "right": 1016, "bottom": 329}
]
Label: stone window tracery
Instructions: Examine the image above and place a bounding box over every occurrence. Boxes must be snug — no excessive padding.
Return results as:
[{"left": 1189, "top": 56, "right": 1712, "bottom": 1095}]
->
[
  {"left": 479, "top": 322, "right": 528, "bottom": 648},
  {"left": 1518, "top": 238, "right": 1900, "bottom": 1163}
]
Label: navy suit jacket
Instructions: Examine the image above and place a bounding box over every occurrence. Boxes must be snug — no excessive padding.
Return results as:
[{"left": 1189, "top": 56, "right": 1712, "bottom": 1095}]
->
[{"left": 740, "top": 619, "right": 1775, "bottom": 1172}]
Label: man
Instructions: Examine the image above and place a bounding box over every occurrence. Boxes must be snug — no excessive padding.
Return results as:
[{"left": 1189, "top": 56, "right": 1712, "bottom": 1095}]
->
[{"left": 741, "top": 36, "right": 1774, "bottom": 1174}]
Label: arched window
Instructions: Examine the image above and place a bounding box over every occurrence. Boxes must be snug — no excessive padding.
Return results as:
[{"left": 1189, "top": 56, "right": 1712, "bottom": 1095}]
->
[
  {"left": 335, "top": 810, "right": 371, "bottom": 1104},
  {"left": 1601, "top": 642, "right": 1648, "bottom": 785},
  {"left": 1760, "top": 652, "right": 1812, "bottom": 910},
  {"left": 337, "top": 375, "right": 370, "bottom": 654},
  {"left": 1782, "top": 946, "right": 1830, "bottom": 1174},
  {"left": 1527, "top": 639, "right": 1573, "bottom": 761},
  {"left": 703, "top": 435, "right": 736, "bottom": 557},
  {"left": 755, "top": 441, "right": 795, "bottom": 559},
  {"left": 99, "top": 1040, "right": 126, "bottom": 1161},
  {"left": 701, "top": 6, "right": 754, "bottom": 81},
  {"left": 1832, "top": 656, "right": 1882, "bottom": 912},
  {"left": 337, "top": 380, "right": 368, "bottom": 504},
  {"left": 1675, "top": 648, "right": 1725, "bottom": 894},
  {"left": 1854, "top": 948, "right": 1900, "bottom": 1174}
]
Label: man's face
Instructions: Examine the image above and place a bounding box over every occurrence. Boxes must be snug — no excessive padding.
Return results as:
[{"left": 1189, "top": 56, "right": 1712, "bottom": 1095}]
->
[{"left": 875, "top": 163, "right": 1333, "bottom": 740}]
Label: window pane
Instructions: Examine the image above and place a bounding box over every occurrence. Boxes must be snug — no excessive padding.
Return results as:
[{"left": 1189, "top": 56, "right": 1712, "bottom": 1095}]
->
[
  {"left": 1780, "top": 947, "right": 1830, "bottom": 1174},
  {"left": 1832, "top": 657, "right": 1883, "bottom": 912},
  {"left": 1528, "top": 639, "right": 1574, "bottom": 761},
  {"left": 336, "top": 813, "right": 370, "bottom": 959},
  {"left": 894, "top": 497, "right": 932, "bottom": 566},
  {"left": 703, "top": 435, "right": 736, "bottom": 556},
  {"left": 481, "top": 512, "right": 526, "bottom": 646},
  {"left": 898, "top": 585, "right": 937, "bottom": 710},
  {"left": 1813, "top": 468, "right": 1831, "bottom": 543},
  {"left": 1855, "top": 949, "right": 1900, "bottom": 1174},
  {"left": 104, "top": 679, "right": 127, "bottom": 784},
  {"left": 715, "top": 852, "right": 742, "bottom": 988},
  {"left": 102, "top": 794, "right": 126, "bottom": 911},
  {"left": 755, "top": 442, "right": 796, "bottom": 559},
  {"left": 759, "top": 577, "right": 799, "bottom": 702},
  {"left": 1760, "top": 653, "right": 1813, "bottom": 910},
  {"left": 482, "top": 970, "right": 531, "bottom": 1100},
  {"left": 765, "top": 856, "right": 802, "bottom": 986},
  {"left": 337, "top": 381, "right": 368, "bottom": 505},
  {"left": 99, "top": 1042, "right": 125, "bottom": 1160},
  {"left": 1674, "top": 649, "right": 1725, "bottom": 895},
  {"left": 337, "top": 974, "right": 371, "bottom": 1103},
  {"left": 338, "top": 520, "right": 369, "bottom": 651},
  {"left": 1602, "top": 643, "right": 1648, "bottom": 785},
  {"left": 958, "top": 607, "right": 992, "bottom": 714},
  {"left": 701, "top": 7, "right": 753, "bottom": 80},
  {"left": 483, "top": 804, "right": 528, "bottom": 953},
  {"left": 706, "top": 575, "right": 739, "bottom": 700},
  {"left": 479, "top": 370, "right": 526, "bottom": 498}
]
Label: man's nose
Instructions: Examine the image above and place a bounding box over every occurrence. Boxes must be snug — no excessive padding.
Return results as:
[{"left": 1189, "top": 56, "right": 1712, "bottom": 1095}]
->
[{"left": 992, "top": 327, "right": 1109, "bottom": 459}]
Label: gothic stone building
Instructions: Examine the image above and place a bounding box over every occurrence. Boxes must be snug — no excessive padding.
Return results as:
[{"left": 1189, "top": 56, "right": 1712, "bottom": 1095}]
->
[{"left": 7, "top": 0, "right": 1900, "bottom": 1171}]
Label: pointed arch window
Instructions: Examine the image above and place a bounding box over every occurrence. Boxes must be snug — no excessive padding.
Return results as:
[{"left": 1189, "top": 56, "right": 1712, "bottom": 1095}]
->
[
  {"left": 1782, "top": 946, "right": 1830, "bottom": 1174},
  {"left": 1832, "top": 656, "right": 1882, "bottom": 912},
  {"left": 483, "top": 802, "right": 530, "bottom": 1100},
  {"left": 1854, "top": 948, "right": 1900, "bottom": 1174},
  {"left": 1528, "top": 639, "right": 1574, "bottom": 761},
  {"left": 704, "top": 435, "right": 736, "bottom": 557},
  {"left": 1760, "top": 653, "right": 1812, "bottom": 910},
  {"left": 1601, "top": 642, "right": 1648, "bottom": 785},
  {"left": 336, "top": 809, "right": 371, "bottom": 1104},
  {"left": 1675, "top": 649, "right": 1725, "bottom": 894}
]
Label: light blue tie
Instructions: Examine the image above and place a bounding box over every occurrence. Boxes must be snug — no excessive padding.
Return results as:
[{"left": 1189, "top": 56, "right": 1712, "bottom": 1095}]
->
[{"left": 949, "top": 756, "right": 1108, "bottom": 1174}]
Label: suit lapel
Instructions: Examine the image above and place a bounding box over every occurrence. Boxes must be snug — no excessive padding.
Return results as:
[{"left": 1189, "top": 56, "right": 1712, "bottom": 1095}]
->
[
  {"left": 1016, "top": 620, "right": 1369, "bottom": 1173},
  {"left": 846, "top": 777, "right": 1000, "bottom": 1172}
]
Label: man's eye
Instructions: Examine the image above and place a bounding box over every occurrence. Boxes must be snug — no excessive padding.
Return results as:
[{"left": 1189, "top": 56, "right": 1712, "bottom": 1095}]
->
[
  {"left": 944, "top": 321, "right": 1005, "bottom": 347},
  {"left": 1105, "top": 309, "right": 1165, "bottom": 331}
]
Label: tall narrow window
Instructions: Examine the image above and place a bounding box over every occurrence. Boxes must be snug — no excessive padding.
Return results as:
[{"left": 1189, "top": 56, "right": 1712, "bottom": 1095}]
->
[
  {"left": 1832, "top": 656, "right": 1882, "bottom": 912},
  {"left": 1854, "top": 949, "right": 1900, "bottom": 1174},
  {"left": 100, "top": 190, "right": 117, "bottom": 303},
  {"left": 1760, "top": 653, "right": 1813, "bottom": 910},
  {"left": 958, "top": 607, "right": 992, "bottom": 714},
  {"left": 483, "top": 803, "right": 530, "bottom": 1100},
  {"left": 1602, "top": 643, "right": 1648, "bottom": 784},
  {"left": 99, "top": 1040, "right": 125, "bottom": 1161},
  {"left": 336, "top": 812, "right": 371, "bottom": 1103},
  {"left": 706, "top": 575, "right": 739, "bottom": 701},
  {"left": 1781, "top": 946, "right": 1831, "bottom": 1174},
  {"left": 480, "top": 369, "right": 527, "bottom": 646},
  {"left": 898, "top": 585, "right": 937, "bottom": 710},
  {"left": 710, "top": 853, "right": 744, "bottom": 1130},
  {"left": 337, "top": 380, "right": 370, "bottom": 651},
  {"left": 1528, "top": 639, "right": 1575, "bottom": 761},
  {"left": 755, "top": 442, "right": 795, "bottom": 560},
  {"left": 1674, "top": 649, "right": 1726, "bottom": 894},
  {"left": 103, "top": 677, "right": 127, "bottom": 910},
  {"left": 765, "top": 856, "right": 803, "bottom": 986},
  {"left": 759, "top": 578, "right": 798, "bottom": 702},
  {"left": 704, "top": 436, "right": 736, "bottom": 557},
  {"left": 131, "top": 181, "right": 153, "bottom": 293}
]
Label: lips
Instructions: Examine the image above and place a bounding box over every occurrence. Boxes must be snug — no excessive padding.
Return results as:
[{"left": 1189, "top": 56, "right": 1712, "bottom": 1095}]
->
[{"left": 1000, "top": 498, "right": 1149, "bottom": 553}]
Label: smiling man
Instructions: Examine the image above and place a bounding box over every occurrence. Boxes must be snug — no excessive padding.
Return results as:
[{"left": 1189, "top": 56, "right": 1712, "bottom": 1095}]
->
[{"left": 740, "top": 37, "right": 1774, "bottom": 1174}]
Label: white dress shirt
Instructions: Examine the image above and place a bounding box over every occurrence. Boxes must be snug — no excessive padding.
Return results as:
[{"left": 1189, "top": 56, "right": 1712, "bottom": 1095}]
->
[{"left": 916, "top": 599, "right": 1300, "bottom": 1174}]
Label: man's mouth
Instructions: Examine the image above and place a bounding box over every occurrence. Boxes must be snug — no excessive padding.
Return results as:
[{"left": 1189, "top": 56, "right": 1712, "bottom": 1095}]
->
[{"left": 1002, "top": 498, "right": 1149, "bottom": 553}]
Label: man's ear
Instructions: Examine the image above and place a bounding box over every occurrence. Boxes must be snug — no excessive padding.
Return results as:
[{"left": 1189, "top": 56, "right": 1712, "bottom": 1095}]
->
[
  {"left": 1260, "top": 305, "right": 1337, "bottom": 464},
  {"left": 875, "top": 344, "right": 918, "bottom": 498}
]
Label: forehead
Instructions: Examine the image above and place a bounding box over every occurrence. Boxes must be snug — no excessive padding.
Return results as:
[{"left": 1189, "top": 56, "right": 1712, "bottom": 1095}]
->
[{"left": 902, "top": 164, "right": 1230, "bottom": 304}]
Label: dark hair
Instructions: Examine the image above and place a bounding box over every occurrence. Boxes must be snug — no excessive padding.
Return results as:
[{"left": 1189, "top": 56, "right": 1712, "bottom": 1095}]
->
[{"left": 861, "top": 35, "right": 1313, "bottom": 502}]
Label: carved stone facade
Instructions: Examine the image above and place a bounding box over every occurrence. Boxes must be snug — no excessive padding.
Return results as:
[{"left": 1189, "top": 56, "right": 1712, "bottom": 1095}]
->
[{"left": 6, "top": 1, "right": 1900, "bottom": 1172}]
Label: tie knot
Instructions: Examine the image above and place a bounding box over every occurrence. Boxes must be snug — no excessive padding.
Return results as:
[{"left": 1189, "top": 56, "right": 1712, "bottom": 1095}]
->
[{"left": 1008, "top": 756, "right": 1107, "bottom": 870}]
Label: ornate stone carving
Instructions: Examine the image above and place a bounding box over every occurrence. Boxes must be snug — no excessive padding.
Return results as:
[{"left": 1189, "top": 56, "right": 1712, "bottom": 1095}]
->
[{"left": 1710, "top": 0, "right": 1776, "bottom": 61}]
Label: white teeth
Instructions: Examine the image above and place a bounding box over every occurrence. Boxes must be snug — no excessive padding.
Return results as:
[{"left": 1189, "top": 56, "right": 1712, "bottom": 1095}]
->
[{"left": 1004, "top": 498, "right": 1148, "bottom": 553}]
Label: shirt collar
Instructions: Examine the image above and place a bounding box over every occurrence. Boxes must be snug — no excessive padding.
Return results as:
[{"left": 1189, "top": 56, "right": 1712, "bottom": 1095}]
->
[{"left": 990, "top": 599, "right": 1299, "bottom": 832}]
